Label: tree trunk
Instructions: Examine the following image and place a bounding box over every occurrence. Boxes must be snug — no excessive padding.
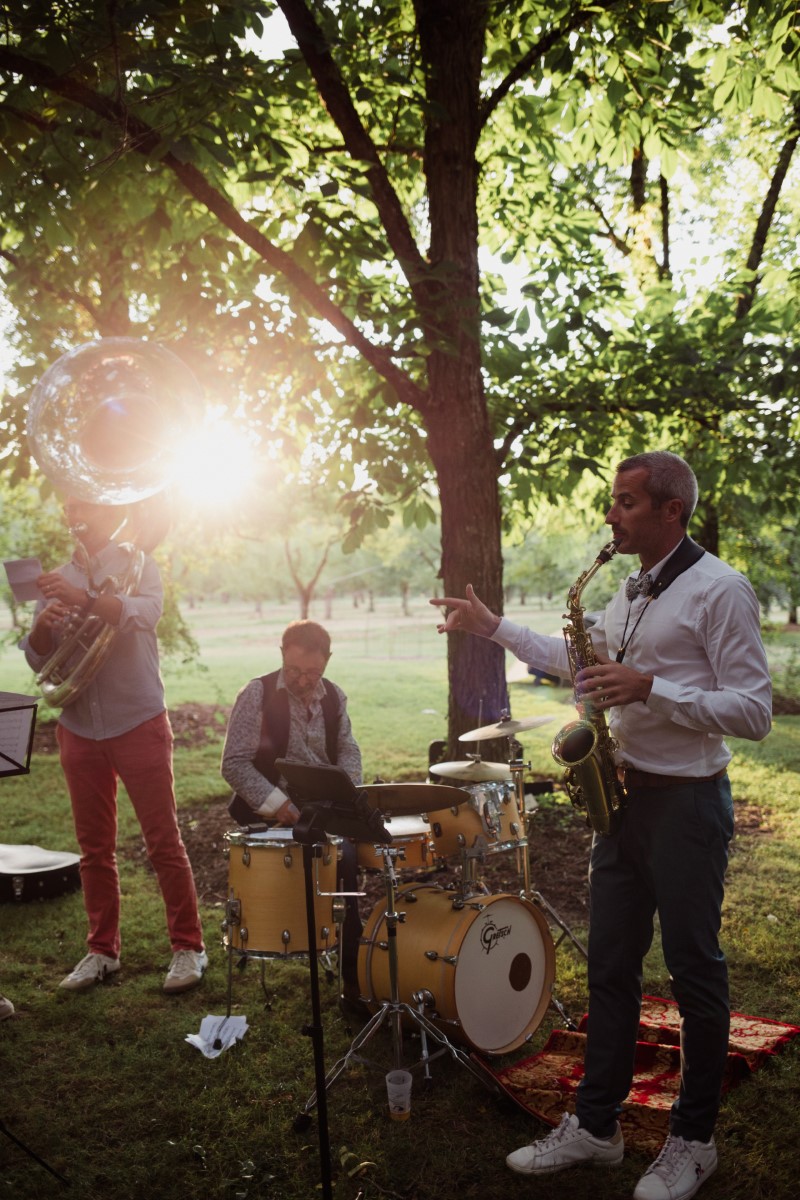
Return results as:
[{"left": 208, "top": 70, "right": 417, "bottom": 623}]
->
[{"left": 417, "top": 0, "right": 509, "bottom": 753}]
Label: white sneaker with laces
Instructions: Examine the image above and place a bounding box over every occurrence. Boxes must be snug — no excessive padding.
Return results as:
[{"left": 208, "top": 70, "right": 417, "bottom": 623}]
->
[
  {"left": 506, "top": 1112, "right": 624, "bottom": 1175},
  {"left": 633, "top": 1133, "right": 718, "bottom": 1200},
  {"left": 163, "top": 949, "right": 208, "bottom": 994},
  {"left": 59, "top": 953, "right": 121, "bottom": 991}
]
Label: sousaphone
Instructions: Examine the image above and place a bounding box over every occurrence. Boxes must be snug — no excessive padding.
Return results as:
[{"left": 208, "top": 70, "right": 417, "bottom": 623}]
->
[{"left": 26, "top": 338, "right": 198, "bottom": 706}]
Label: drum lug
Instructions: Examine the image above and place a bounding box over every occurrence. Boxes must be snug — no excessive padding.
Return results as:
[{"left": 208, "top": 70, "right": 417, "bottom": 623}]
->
[
  {"left": 282, "top": 929, "right": 291, "bottom": 946},
  {"left": 224, "top": 895, "right": 242, "bottom": 928},
  {"left": 320, "top": 926, "right": 331, "bottom": 942},
  {"left": 332, "top": 897, "right": 345, "bottom": 925},
  {"left": 242, "top": 849, "right": 251, "bottom": 867},
  {"left": 240, "top": 926, "right": 249, "bottom": 944},
  {"left": 283, "top": 853, "right": 293, "bottom": 869}
]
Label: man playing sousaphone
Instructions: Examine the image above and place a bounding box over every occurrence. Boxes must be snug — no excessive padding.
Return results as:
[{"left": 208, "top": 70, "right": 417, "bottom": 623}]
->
[
  {"left": 431, "top": 452, "right": 772, "bottom": 1200},
  {"left": 20, "top": 495, "right": 207, "bottom": 995}
]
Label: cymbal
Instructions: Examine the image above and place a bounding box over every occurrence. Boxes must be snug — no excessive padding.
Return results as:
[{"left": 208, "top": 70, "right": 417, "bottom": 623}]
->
[
  {"left": 430, "top": 760, "right": 511, "bottom": 783},
  {"left": 458, "top": 714, "right": 555, "bottom": 742},
  {"left": 361, "top": 782, "right": 467, "bottom": 814}
]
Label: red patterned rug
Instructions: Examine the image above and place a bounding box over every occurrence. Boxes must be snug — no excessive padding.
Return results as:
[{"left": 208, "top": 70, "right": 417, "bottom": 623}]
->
[{"left": 481, "top": 995, "right": 800, "bottom": 1157}]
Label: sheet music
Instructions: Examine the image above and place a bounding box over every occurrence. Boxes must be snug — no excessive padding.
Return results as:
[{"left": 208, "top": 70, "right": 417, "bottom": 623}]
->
[
  {"left": 3, "top": 557, "right": 44, "bottom": 603},
  {"left": 0, "top": 691, "right": 38, "bottom": 772}
]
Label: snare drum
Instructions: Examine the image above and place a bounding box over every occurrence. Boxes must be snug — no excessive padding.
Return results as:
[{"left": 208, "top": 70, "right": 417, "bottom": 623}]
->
[
  {"left": 356, "top": 815, "right": 434, "bottom": 871},
  {"left": 357, "top": 884, "right": 555, "bottom": 1054},
  {"left": 429, "top": 780, "right": 522, "bottom": 858},
  {"left": 223, "top": 828, "right": 340, "bottom": 956}
]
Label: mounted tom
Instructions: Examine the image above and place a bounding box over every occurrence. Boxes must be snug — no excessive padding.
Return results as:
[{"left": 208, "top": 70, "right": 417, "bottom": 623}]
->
[{"left": 26, "top": 338, "right": 197, "bottom": 706}]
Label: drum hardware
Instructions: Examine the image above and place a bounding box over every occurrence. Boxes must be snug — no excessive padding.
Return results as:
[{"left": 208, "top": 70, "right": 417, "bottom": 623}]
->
[{"left": 298, "top": 842, "right": 503, "bottom": 1123}]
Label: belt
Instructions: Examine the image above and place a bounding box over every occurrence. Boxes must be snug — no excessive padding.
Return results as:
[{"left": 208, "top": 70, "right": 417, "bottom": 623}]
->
[{"left": 618, "top": 766, "right": 727, "bottom": 790}]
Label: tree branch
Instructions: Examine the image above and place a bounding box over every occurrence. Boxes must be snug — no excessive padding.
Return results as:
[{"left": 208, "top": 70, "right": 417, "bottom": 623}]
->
[
  {"left": 479, "top": 0, "right": 624, "bottom": 127},
  {"left": 275, "top": 0, "right": 430, "bottom": 290},
  {"left": 0, "top": 45, "right": 429, "bottom": 415},
  {"left": 736, "top": 96, "right": 800, "bottom": 320},
  {"left": 0, "top": 245, "right": 105, "bottom": 327}
]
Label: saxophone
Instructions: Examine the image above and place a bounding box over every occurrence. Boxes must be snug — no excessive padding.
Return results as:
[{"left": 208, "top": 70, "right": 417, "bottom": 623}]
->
[{"left": 550, "top": 540, "right": 626, "bottom": 835}]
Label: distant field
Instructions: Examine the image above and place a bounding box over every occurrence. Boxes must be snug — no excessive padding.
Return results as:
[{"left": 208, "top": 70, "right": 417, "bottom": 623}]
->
[{"left": 1, "top": 593, "right": 569, "bottom": 780}]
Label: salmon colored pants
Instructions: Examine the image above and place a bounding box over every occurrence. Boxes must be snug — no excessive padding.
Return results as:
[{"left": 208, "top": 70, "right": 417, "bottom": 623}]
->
[{"left": 57, "top": 713, "right": 204, "bottom": 959}]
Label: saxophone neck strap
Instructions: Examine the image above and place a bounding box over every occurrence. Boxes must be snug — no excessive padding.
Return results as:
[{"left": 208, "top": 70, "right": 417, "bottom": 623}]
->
[{"left": 648, "top": 536, "right": 705, "bottom": 600}]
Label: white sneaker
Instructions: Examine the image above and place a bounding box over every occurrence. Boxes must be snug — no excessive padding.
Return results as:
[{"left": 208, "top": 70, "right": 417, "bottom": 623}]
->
[
  {"left": 0, "top": 995, "right": 14, "bottom": 1020},
  {"left": 633, "top": 1133, "right": 718, "bottom": 1200},
  {"left": 506, "top": 1112, "right": 624, "bottom": 1175},
  {"left": 59, "top": 953, "right": 121, "bottom": 992},
  {"left": 163, "top": 949, "right": 208, "bottom": 994}
]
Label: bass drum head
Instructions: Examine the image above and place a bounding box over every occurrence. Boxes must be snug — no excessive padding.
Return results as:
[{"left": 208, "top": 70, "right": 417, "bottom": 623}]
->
[{"left": 452, "top": 894, "right": 554, "bottom": 1053}]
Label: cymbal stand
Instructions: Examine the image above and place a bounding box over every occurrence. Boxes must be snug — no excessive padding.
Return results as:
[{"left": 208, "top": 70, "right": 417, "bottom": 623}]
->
[
  {"left": 508, "top": 755, "right": 588, "bottom": 963},
  {"left": 296, "top": 844, "right": 499, "bottom": 1122}
]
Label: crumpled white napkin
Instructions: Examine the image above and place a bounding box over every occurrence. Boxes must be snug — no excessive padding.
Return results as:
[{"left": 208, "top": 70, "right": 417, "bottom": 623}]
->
[{"left": 185, "top": 1014, "right": 248, "bottom": 1058}]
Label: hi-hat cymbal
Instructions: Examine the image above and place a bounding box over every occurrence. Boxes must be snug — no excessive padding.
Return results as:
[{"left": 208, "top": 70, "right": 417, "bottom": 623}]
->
[
  {"left": 361, "top": 782, "right": 467, "bottom": 815},
  {"left": 430, "top": 760, "right": 511, "bottom": 783},
  {"left": 458, "top": 714, "right": 555, "bottom": 742}
]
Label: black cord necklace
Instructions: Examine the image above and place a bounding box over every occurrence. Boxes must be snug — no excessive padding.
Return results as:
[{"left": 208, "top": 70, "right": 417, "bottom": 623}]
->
[{"left": 615, "top": 595, "right": 654, "bottom": 664}]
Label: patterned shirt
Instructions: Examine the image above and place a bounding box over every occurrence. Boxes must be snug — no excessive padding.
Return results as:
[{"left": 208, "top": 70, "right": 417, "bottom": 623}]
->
[{"left": 220, "top": 671, "right": 362, "bottom": 817}]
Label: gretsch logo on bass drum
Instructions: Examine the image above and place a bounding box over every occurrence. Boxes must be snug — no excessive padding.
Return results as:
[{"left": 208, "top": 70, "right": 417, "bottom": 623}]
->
[{"left": 479, "top": 915, "right": 512, "bottom": 955}]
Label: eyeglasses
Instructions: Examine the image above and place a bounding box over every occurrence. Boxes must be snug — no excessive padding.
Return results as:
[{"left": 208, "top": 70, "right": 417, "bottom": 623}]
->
[{"left": 282, "top": 665, "right": 324, "bottom": 685}]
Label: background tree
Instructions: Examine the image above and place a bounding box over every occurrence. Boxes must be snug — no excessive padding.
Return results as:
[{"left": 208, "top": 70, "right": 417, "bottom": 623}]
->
[{"left": 2, "top": 1, "right": 800, "bottom": 748}]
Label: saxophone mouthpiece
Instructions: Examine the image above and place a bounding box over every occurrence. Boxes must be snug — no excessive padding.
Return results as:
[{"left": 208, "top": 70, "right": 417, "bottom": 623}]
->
[{"left": 597, "top": 539, "right": 620, "bottom": 565}]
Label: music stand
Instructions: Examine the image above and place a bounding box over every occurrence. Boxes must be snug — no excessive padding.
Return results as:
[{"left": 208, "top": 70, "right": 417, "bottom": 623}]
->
[
  {"left": 275, "top": 759, "right": 391, "bottom": 1200},
  {"left": 0, "top": 692, "right": 38, "bottom": 778}
]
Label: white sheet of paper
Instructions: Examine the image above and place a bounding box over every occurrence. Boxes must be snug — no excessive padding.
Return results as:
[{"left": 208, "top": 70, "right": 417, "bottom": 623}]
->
[
  {"left": 185, "top": 1014, "right": 249, "bottom": 1059},
  {"left": 3, "top": 558, "right": 44, "bottom": 603}
]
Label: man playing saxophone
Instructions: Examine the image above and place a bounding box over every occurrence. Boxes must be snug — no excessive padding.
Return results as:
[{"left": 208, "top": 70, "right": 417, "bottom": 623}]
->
[{"left": 430, "top": 451, "right": 771, "bottom": 1200}]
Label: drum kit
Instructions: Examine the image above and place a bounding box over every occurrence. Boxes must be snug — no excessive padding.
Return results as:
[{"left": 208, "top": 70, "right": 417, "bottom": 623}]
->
[{"left": 221, "top": 711, "right": 586, "bottom": 1064}]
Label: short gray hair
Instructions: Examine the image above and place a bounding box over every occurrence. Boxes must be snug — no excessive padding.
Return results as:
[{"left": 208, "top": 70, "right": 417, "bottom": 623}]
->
[{"left": 616, "top": 451, "right": 698, "bottom": 528}]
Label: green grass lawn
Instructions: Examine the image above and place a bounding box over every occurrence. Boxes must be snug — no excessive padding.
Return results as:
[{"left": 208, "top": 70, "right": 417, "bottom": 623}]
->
[{"left": 1, "top": 602, "right": 799, "bottom": 1199}]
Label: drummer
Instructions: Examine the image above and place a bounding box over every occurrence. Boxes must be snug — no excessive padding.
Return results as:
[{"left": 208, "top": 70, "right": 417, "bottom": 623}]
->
[{"left": 220, "top": 620, "right": 363, "bottom": 998}]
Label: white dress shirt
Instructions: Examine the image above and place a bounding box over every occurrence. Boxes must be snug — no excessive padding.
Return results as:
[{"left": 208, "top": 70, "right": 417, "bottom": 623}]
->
[{"left": 493, "top": 547, "right": 772, "bottom": 776}]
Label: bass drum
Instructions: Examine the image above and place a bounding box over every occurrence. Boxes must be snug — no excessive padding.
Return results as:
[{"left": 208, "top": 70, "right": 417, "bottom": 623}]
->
[{"left": 357, "top": 884, "right": 555, "bottom": 1055}]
